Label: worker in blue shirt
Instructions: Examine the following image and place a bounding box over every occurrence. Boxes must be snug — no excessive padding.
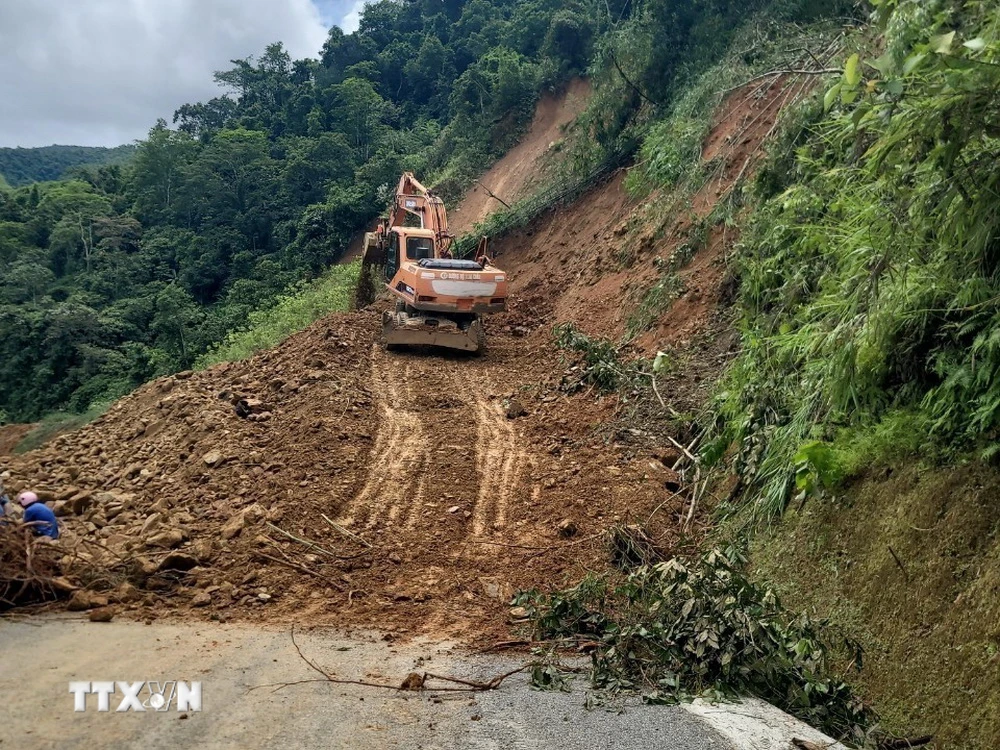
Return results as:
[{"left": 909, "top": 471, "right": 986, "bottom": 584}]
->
[{"left": 18, "top": 491, "right": 59, "bottom": 539}]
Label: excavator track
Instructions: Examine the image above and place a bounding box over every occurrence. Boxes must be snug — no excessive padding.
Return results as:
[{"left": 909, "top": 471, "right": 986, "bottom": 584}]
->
[{"left": 382, "top": 304, "right": 485, "bottom": 354}]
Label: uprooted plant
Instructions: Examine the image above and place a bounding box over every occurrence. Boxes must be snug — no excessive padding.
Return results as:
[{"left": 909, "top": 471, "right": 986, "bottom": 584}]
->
[
  {"left": 553, "top": 323, "right": 632, "bottom": 392},
  {"left": 514, "top": 546, "right": 876, "bottom": 744}
]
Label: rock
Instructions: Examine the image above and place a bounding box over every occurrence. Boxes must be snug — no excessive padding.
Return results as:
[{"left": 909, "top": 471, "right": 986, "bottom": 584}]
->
[
  {"left": 202, "top": 450, "right": 224, "bottom": 467},
  {"left": 257, "top": 593, "right": 272, "bottom": 602},
  {"left": 505, "top": 399, "right": 528, "bottom": 419},
  {"left": 113, "top": 583, "right": 141, "bottom": 603},
  {"left": 447, "top": 505, "right": 460, "bottom": 514},
  {"left": 221, "top": 514, "right": 244, "bottom": 540},
  {"left": 509, "top": 606, "right": 529, "bottom": 620},
  {"left": 67, "top": 590, "right": 109, "bottom": 611},
  {"left": 70, "top": 492, "right": 94, "bottom": 515},
  {"left": 57, "top": 486, "right": 81, "bottom": 502},
  {"left": 88, "top": 606, "right": 115, "bottom": 623},
  {"left": 191, "top": 591, "right": 212, "bottom": 607},
  {"left": 146, "top": 529, "right": 185, "bottom": 549},
  {"left": 141, "top": 512, "right": 163, "bottom": 535},
  {"left": 51, "top": 500, "right": 72, "bottom": 518},
  {"left": 189, "top": 539, "right": 216, "bottom": 563},
  {"left": 399, "top": 673, "right": 425, "bottom": 690},
  {"left": 557, "top": 519, "right": 578, "bottom": 538},
  {"left": 157, "top": 552, "right": 199, "bottom": 572}
]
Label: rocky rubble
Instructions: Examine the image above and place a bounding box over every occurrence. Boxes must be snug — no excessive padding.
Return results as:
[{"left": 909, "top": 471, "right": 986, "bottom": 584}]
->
[{"left": 4, "top": 312, "right": 380, "bottom": 622}]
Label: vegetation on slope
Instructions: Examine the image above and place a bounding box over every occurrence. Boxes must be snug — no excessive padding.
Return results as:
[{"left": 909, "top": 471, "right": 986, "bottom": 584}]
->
[
  {"left": 707, "top": 0, "right": 1000, "bottom": 523},
  {"left": 0, "top": 0, "right": 610, "bottom": 422},
  {"left": 0, "top": 144, "right": 137, "bottom": 187}
]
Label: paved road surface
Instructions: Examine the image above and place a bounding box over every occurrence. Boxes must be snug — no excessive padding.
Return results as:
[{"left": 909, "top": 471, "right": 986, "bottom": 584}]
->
[{"left": 0, "top": 617, "right": 841, "bottom": 750}]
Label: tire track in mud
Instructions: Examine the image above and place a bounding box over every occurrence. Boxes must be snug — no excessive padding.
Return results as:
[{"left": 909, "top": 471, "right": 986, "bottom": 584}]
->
[
  {"left": 469, "top": 390, "right": 526, "bottom": 536},
  {"left": 340, "top": 345, "right": 527, "bottom": 540},
  {"left": 338, "top": 345, "right": 428, "bottom": 528}
]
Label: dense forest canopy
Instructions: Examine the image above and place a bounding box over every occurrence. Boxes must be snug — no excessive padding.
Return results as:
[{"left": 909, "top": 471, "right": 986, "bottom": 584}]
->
[
  {"left": 0, "top": 144, "right": 137, "bottom": 187},
  {"left": 0, "top": 0, "right": 847, "bottom": 422}
]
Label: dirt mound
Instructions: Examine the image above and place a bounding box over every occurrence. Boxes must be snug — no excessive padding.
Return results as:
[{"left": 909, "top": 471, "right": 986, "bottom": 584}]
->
[
  {"left": 3, "top": 76, "right": 798, "bottom": 643},
  {"left": 0, "top": 424, "right": 34, "bottom": 455},
  {"left": 3, "top": 309, "right": 695, "bottom": 640},
  {"left": 449, "top": 79, "right": 592, "bottom": 236}
]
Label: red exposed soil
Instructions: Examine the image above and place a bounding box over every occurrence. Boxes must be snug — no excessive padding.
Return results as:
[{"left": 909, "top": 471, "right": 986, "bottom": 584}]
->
[
  {"left": 4, "top": 313, "right": 693, "bottom": 640},
  {"left": 449, "top": 79, "right": 592, "bottom": 236},
  {"left": 0, "top": 424, "right": 34, "bottom": 456},
  {"left": 3, "top": 77, "right": 796, "bottom": 643}
]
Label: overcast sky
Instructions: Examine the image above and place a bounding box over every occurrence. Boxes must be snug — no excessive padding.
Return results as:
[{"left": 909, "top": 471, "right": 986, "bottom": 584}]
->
[{"left": 0, "top": 0, "right": 366, "bottom": 148}]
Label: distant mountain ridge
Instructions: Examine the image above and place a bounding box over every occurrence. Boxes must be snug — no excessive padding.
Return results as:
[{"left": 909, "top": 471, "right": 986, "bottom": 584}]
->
[{"left": 0, "top": 144, "right": 136, "bottom": 186}]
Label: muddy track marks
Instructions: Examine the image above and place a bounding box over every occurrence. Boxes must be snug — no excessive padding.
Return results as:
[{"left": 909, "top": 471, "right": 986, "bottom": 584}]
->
[
  {"left": 341, "top": 346, "right": 527, "bottom": 541},
  {"left": 471, "top": 392, "right": 525, "bottom": 536},
  {"left": 339, "top": 346, "right": 428, "bottom": 528}
]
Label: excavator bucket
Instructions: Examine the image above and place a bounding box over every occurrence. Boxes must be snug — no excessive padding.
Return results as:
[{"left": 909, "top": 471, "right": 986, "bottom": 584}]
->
[
  {"left": 353, "top": 232, "right": 383, "bottom": 310},
  {"left": 382, "top": 307, "right": 486, "bottom": 354}
]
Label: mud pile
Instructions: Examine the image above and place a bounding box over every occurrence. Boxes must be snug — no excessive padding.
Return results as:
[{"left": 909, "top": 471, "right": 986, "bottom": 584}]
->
[
  {"left": 3, "top": 79, "right": 797, "bottom": 640},
  {"left": 4, "top": 306, "right": 694, "bottom": 639}
]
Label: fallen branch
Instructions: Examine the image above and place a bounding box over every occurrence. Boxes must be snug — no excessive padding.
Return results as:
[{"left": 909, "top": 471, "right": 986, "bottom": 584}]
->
[
  {"left": 476, "top": 181, "right": 511, "bottom": 209},
  {"left": 888, "top": 546, "right": 909, "bottom": 582},
  {"left": 266, "top": 522, "right": 368, "bottom": 561},
  {"left": 253, "top": 551, "right": 345, "bottom": 591},
  {"left": 321, "top": 514, "right": 373, "bottom": 548},
  {"left": 249, "top": 626, "right": 533, "bottom": 695}
]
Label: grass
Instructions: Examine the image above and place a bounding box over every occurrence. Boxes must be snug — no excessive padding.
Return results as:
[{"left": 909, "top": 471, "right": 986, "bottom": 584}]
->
[
  {"left": 13, "top": 401, "right": 113, "bottom": 454},
  {"left": 196, "top": 261, "right": 360, "bottom": 368}
]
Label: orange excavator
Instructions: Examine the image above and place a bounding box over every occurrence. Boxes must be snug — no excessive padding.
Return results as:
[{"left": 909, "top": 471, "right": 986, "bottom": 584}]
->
[{"left": 358, "top": 173, "right": 508, "bottom": 354}]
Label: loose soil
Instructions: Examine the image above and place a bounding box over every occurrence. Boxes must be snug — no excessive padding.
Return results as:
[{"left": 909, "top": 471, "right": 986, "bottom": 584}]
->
[
  {"left": 2, "top": 78, "right": 791, "bottom": 645},
  {"left": 449, "top": 78, "right": 592, "bottom": 236},
  {"left": 0, "top": 423, "right": 34, "bottom": 456}
]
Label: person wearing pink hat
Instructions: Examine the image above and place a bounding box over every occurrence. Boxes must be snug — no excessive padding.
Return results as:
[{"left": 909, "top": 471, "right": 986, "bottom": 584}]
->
[{"left": 17, "top": 491, "right": 59, "bottom": 539}]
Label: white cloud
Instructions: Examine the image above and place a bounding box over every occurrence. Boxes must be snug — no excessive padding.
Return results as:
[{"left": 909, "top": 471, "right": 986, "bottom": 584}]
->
[
  {"left": 340, "top": 0, "right": 368, "bottom": 34},
  {"left": 0, "top": 0, "right": 336, "bottom": 147}
]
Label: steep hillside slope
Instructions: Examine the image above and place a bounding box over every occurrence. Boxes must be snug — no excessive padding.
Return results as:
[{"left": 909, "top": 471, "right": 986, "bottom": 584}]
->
[
  {"left": 449, "top": 79, "right": 592, "bottom": 236},
  {"left": 0, "top": 75, "right": 793, "bottom": 641}
]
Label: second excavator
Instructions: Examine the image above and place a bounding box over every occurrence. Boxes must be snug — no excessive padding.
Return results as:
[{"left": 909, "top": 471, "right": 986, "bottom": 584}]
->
[{"left": 358, "top": 173, "right": 508, "bottom": 354}]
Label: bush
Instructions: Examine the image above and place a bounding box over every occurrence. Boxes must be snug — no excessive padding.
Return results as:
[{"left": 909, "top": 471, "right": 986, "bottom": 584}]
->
[
  {"left": 196, "top": 262, "right": 360, "bottom": 367},
  {"left": 516, "top": 547, "right": 873, "bottom": 741}
]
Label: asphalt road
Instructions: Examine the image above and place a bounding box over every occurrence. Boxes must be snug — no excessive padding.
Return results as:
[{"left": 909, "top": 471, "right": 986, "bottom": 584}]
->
[{"left": 0, "top": 617, "right": 734, "bottom": 750}]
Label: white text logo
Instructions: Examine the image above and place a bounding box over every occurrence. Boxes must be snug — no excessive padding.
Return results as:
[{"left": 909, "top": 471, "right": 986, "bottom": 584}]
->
[{"left": 69, "top": 681, "right": 202, "bottom": 712}]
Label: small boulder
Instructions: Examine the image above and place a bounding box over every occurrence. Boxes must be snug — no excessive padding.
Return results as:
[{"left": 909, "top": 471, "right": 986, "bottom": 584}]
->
[
  {"left": 557, "top": 519, "right": 578, "bottom": 538},
  {"left": 221, "top": 514, "right": 244, "bottom": 540},
  {"left": 141, "top": 512, "right": 163, "bottom": 535},
  {"left": 70, "top": 491, "right": 94, "bottom": 515},
  {"left": 505, "top": 399, "right": 528, "bottom": 419},
  {"left": 146, "top": 529, "right": 185, "bottom": 549},
  {"left": 191, "top": 591, "right": 212, "bottom": 607},
  {"left": 88, "top": 606, "right": 115, "bottom": 623},
  {"left": 202, "top": 450, "right": 224, "bottom": 468},
  {"left": 67, "top": 590, "right": 109, "bottom": 611}
]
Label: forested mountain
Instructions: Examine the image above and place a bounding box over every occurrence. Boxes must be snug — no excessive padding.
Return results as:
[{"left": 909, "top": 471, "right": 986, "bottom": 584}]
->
[
  {"left": 0, "top": 144, "right": 137, "bottom": 187},
  {"left": 0, "top": 0, "right": 845, "bottom": 422}
]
